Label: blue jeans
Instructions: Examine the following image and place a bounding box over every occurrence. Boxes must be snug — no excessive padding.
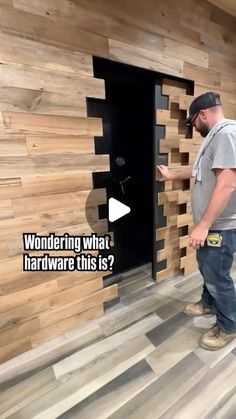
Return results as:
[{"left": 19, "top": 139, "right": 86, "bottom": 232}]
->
[{"left": 196, "top": 229, "right": 236, "bottom": 333}]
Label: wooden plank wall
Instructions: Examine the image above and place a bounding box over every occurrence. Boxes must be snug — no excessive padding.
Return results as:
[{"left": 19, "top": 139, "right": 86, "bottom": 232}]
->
[
  {"left": 0, "top": 0, "right": 236, "bottom": 362},
  {"left": 156, "top": 81, "right": 200, "bottom": 281}
]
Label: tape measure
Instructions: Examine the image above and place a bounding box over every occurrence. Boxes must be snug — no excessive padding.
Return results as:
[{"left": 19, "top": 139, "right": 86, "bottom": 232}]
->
[{"left": 207, "top": 233, "right": 222, "bottom": 247}]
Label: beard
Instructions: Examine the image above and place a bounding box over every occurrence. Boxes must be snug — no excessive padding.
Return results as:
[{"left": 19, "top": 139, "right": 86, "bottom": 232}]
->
[{"left": 196, "top": 122, "right": 210, "bottom": 137}]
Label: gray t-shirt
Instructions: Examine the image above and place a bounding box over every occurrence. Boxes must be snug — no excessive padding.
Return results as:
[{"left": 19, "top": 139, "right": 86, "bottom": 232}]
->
[{"left": 191, "top": 122, "right": 236, "bottom": 230}]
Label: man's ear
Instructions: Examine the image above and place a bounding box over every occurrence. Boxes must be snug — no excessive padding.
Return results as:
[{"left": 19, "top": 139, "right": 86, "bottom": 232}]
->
[{"left": 201, "top": 109, "right": 207, "bottom": 120}]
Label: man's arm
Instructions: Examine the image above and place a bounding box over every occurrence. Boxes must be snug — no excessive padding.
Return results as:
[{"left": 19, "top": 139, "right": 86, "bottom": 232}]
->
[
  {"left": 189, "top": 168, "right": 236, "bottom": 248},
  {"left": 199, "top": 168, "right": 236, "bottom": 229},
  {"left": 156, "top": 165, "right": 193, "bottom": 181}
]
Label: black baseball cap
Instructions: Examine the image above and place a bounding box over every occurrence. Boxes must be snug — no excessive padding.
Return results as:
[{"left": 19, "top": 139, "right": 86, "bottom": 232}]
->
[{"left": 185, "top": 91, "right": 222, "bottom": 126}]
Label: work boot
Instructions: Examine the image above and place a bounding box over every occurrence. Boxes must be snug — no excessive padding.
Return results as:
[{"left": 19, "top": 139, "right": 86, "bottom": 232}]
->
[
  {"left": 200, "top": 323, "right": 236, "bottom": 350},
  {"left": 184, "top": 301, "right": 214, "bottom": 317}
]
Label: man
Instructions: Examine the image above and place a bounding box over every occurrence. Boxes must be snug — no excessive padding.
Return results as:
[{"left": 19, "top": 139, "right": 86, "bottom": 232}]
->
[{"left": 157, "top": 91, "right": 236, "bottom": 350}]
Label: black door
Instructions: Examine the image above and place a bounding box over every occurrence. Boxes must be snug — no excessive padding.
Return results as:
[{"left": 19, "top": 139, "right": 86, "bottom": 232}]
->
[{"left": 88, "top": 57, "right": 158, "bottom": 276}]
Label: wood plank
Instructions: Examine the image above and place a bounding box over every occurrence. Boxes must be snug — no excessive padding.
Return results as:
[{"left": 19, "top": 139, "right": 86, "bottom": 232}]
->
[
  {"left": 30, "top": 304, "right": 104, "bottom": 347},
  {"left": 0, "top": 62, "right": 105, "bottom": 98},
  {"left": 9, "top": 335, "right": 154, "bottom": 418},
  {"left": 108, "top": 39, "right": 183, "bottom": 77},
  {"left": 39, "top": 207, "right": 98, "bottom": 230},
  {"left": 53, "top": 325, "right": 157, "bottom": 379},
  {"left": 109, "top": 353, "right": 208, "bottom": 419},
  {"left": 0, "top": 136, "right": 27, "bottom": 156},
  {"left": 181, "top": 8, "right": 236, "bottom": 56},
  {"left": 157, "top": 109, "right": 185, "bottom": 126},
  {"left": 0, "top": 31, "right": 93, "bottom": 76},
  {"left": 0, "top": 322, "right": 103, "bottom": 385},
  {"left": 177, "top": 213, "right": 193, "bottom": 228},
  {"left": 160, "top": 354, "right": 236, "bottom": 419},
  {"left": 21, "top": 172, "right": 93, "bottom": 197},
  {"left": 207, "top": 0, "right": 236, "bottom": 19},
  {"left": 163, "top": 202, "right": 179, "bottom": 217},
  {"left": 61, "top": 360, "right": 156, "bottom": 419},
  {"left": 0, "top": 199, "right": 14, "bottom": 220},
  {"left": 209, "top": 51, "right": 236, "bottom": 78},
  {"left": 0, "top": 297, "right": 50, "bottom": 331},
  {"left": 0, "top": 317, "right": 40, "bottom": 347},
  {"left": 0, "top": 267, "right": 102, "bottom": 292},
  {"left": 0, "top": 87, "right": 87, "bottom": 117},
  {"left": 13, "top": 0, "right": 201, "bottom": 49},
  {"left": 215, "top": 391, "right": 236, "bottom": 419},
  {"left": 157, "top": 247, "right": 181, "bottom": 262},
  {"left": 184, "top": 63, "right": 221, "bottom": 88},
  {"left": 177, "top": 190, "right": 191, "bottom": 204},
  {"left": 39, "top": 285, "right": 117, "bottom": 328},
  {"left": 0, "top": 155, "right": 109, "bottom": 177},
  {"left": 156, "top": 265, "right": 180, "bottom": 282},
  {"left": 164, "top": 38, "right": 208, "bottom": 68},
  {"left": 211, "top": 4, "right": 236, "bottom": 34},
  {"left": 221, "top": 75, "right": 236, "bottom": 94},
  {"left": 53, "top": 219, "right": 109, "bottom": 236},
  {"left": 57, "top": 270, "right": 108, "bottom": 291},
  {"left": 14, "top": 0, "right": 166, "bottom": 55},
  {"left": 146, "top": 324, "right": 204, "bottom": 376},
  {"left": 179, "top": 235, "right": 190, "bottom": 248},
  {"left": 26, "top": 136, "right": 95, "bottom": 155},
  {"left": 158, "top": 191, "right": 178, "bottom": 205},
  {"left": 162, "top": 79, "right": 187, "bottom": 96},
  {"left": 0, "top": 215, "right": 41, "bottom": 240},
  {"left": 2, "top": 112, "right": 103, "bottom": 136},
  {"left": 180, "top": 254, "right": 198, "bottom": 274},
  {"left": 0, "top": 367, "right": 56, "bottom": 417},
  {"left": 159, "top": 138, "right": 180, "bottom": 153},
  {"left": 0, "top": 240, "right": 8, "bottom": 258},
  {"left": 194, "top": 337, "right": 236, "bottom": 368},
  {"left": 13, "top": 188, "right": 106, "bottom": 217},
  {"left": 48, "top": 278, "right": 103, "bottom": 309},
  {"left": 0, "top": 313, "right": 159, "bottom": 388},
  {"left": 0, "top": 280, "right": 58, "bottom": 314},
  {"left": 0, "top": 5, "right": 109, "bottom": 56},
  {"left": 0, "top": 338, "right": 32, "bottom": 365}
]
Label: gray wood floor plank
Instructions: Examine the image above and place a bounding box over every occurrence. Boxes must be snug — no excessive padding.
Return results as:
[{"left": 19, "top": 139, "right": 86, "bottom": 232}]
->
[
  {"left": 194, "top": 337, "right": 236, "bottom": 368},
  {"left": 119, "top": 283, "right": 158, "bottom": 305},
  {"left": 0, "top": 322, "right": 104, "bottom": 389},
  {"left": 98, "top": 292, "right": 168, "bottom": 336},
  {"left": 58, "top": 360, "right": 157, "bottom": 419},
  {"left": 159, "top": 354, "right": 236, "bottom": 419},
  {"left": 155, "top": 298, "right": 186, "bottom": 321},
  {"left": 53, "top": 313, "right": 161, "bottom": 379},
  {"left": 175, "top": 284, "right": 203, "bottom": 303},
  {"left": 215, "top": 391, "right": 236, "bottom": 419},
  {"left": 1, "top": 264, "right": 235, "bottom": 419},
  {"left": 146, "top": 321, "right": 209, "bottom": 376},
  {"left": 146, "top": 312, "right": 192, "bottom": 347},
  {"left": 0, "top": 368, "right": 56, "bottom": 417},
  {"left": 175, "top": 274, "right": 202, "bottom": 293},
  {"left": 8, "top": 336, "right": 155, "bottom": 419},
  {"left": 108, "top": 353, "right": 208, "bottom": 419}
]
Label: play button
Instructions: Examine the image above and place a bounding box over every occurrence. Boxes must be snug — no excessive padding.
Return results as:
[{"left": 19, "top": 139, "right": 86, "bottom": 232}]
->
[{"left": 108, "top": 198, "right": 131, "bottom": 222}]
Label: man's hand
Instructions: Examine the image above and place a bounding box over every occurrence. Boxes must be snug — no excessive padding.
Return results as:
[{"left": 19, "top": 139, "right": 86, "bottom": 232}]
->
[
  {"left": 189, "top": 224, "right": 209, "bottom": 249},
  {"left": 156, "top": 165, "right": 171, "bottom": 181}
]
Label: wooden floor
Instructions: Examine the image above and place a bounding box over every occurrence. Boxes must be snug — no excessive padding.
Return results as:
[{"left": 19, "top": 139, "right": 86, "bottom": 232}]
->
[{"left": 0, "top": 264, "right": 236, "bottom": 418}]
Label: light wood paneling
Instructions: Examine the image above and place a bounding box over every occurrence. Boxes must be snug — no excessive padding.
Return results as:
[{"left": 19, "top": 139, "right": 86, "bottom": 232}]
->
[
  {"left": 0, "top": 0, "right": 113, "bottom": 364},
  {"left": 156, "top": 82, "right": 197, "bottom": 280},
  {"left": 207, "top": 0, "right": 236, "bottom": 17}
]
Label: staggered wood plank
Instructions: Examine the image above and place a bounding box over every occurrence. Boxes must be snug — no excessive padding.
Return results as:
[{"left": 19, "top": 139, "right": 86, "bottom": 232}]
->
[{"left": 156, "top": 81, "right": 198, "bottom": 280}]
